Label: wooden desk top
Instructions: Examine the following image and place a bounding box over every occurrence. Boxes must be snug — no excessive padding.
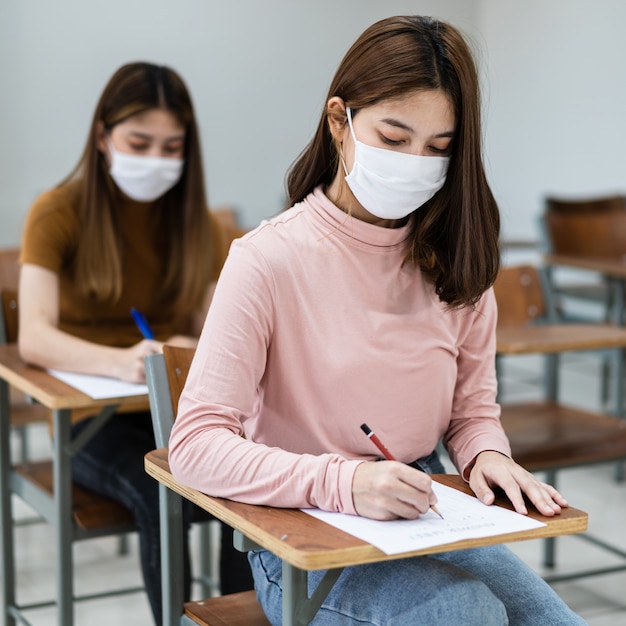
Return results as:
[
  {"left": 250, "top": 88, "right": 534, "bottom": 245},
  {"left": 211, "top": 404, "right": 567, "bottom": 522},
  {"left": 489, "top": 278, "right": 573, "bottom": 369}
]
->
[
  {"left": 0, "top": 344, "right": 148, "bottom": 411},
  {"left": 497, "top": 324, "right": 626, "bottom": 354},
  {"left": 545, "top": 253, "right": 626, "bottom": 279},
  {"left": 145, "top": 448, "right": 588, "bottom": 571}
]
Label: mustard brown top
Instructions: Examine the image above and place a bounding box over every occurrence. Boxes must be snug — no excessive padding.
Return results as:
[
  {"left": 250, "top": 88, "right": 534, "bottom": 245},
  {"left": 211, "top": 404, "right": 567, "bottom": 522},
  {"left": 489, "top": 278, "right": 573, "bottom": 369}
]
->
[{"left": 20, "top": 181, "right": 225, "bottom": 346}]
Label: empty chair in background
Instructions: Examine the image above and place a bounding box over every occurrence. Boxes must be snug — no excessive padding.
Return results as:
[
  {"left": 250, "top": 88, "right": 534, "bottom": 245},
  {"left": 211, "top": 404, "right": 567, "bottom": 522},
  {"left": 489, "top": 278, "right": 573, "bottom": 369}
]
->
[
  {"left": 541, "top": 194, "right": 626, "bottom": 322},
  {"left": 494, "top": 263, "right": 626, "bottom": 578}
]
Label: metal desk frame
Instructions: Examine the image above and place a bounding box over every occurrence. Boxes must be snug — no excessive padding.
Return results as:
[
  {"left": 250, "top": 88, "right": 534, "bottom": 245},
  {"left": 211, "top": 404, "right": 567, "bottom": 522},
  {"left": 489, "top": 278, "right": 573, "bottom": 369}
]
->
[{"left": 0, "top": 346, "right": 146, "bottom": 626}]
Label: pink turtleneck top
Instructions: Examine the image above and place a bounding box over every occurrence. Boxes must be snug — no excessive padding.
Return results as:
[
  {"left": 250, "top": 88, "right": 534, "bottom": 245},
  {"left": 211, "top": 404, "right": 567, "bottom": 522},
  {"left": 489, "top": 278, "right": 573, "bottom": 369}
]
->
[{"left": 168, "top": 187, "right": 510, "bottom": 515}]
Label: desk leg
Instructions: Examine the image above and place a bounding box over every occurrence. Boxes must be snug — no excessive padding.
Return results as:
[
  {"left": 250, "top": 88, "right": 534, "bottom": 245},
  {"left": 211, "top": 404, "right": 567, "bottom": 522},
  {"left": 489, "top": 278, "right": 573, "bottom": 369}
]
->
[
  {"left": 53, "top": 408, "right": 74, "bottom": 626},
  {"left": 159, "top": 482, "right": 185, "bottom": 626},
  {"left": 282, "top": 563, "right": 342, "bottom": 626},
  {"left": 610, "top": 278, "right": 625, "bottom": 327},
  {"left": 613, "top": 346, "right": 625, "bottom": 482},
  {"left": 609, "top": 279, "right": 626, "bottom": 481},
  {"left": 613, "top": 281, "right": 626, "bottom": 421},
  {"left": 0, "top": 379, "right": 16, "bottom": 626},
  {"left": 282, "top": 564, "right": 307, "bottom": 626},
  {"left": 612, "top": 347, "right": 625, "bottom": 420}
]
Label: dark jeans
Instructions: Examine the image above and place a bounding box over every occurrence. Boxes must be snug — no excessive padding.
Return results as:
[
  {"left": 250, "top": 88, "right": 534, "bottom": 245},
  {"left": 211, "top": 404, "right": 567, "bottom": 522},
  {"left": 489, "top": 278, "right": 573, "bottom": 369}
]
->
[
  {"left": 407, "top": 449, "right": 447, "bottom": 474},
  {"left": 71, "top": 411, "right": 253, "bottom": 625}
]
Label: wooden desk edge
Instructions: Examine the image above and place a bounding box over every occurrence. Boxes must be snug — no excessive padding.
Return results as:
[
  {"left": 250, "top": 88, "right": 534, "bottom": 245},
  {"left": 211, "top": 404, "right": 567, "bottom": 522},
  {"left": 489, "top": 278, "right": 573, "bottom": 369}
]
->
[
  {"left": 544, "top": 253, "right": 626, "bottom": 278},
  {"left": 145, "top": 448, "right": 588, "bottom": 571},
  {"left": 0, "top": 344, "right": 149, "bottom": 410},
  {"left": 496, "top": 324, "right": 626, "bottom": 354}
]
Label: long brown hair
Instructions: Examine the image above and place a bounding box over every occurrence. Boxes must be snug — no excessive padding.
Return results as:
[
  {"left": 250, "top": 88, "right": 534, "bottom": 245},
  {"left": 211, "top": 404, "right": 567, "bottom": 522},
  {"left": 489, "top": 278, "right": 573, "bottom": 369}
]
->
[
  {"left": 286, "top": 16, "right": 499, "bottom": 307},
  {"left": 63, "top": 62, "right": 214, "bottom": 316}
]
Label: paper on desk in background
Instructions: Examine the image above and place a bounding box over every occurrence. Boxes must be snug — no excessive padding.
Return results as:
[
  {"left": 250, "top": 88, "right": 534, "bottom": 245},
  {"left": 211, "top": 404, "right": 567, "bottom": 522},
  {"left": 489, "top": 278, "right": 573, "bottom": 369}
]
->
[
  {"left": 303, "top": 481, "right": 545, "bottom": 555},
  {"left": 48, "top": 369, "right": 148, "bottom": 399}
]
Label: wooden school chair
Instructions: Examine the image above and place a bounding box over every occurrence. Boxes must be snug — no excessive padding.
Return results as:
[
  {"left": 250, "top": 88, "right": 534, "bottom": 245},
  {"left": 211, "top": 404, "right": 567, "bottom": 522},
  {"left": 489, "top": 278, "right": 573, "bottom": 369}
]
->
[
  {"left": 540, "top": 194, "right": 626, "bottom": 322},
  {"left": 145, "top": 345, "right": 269, "bottom": 625},
  {"left": 494, "top": 264, "right": 626, "bottom": 580},
  {"left": 0, "top": 250, "right": 148, "bottom": 626},
  {"left": 0, "top": 247, "right": 49, "bottom": 460},
  {"left": 541, "top": 196, "right": 626, "bottom": 403},
  {"left": 0, "top": 346, "right": 146, "bottom": 625},
  {"left": 213, "top": 206, "right": 249, "bottom": 260},
  {"left": 0, "top": 247, "right": 131, "bottom": 543}
]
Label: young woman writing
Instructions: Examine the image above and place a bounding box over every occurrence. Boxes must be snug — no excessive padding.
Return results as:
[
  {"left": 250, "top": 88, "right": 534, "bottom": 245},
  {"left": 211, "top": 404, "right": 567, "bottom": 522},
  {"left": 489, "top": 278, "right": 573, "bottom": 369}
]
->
[
  {"left": 169, "top": 17, "right": 585, "bottom": 625},
  {"left": 18, "top": 62, "right": 252, "bottom": 625}
]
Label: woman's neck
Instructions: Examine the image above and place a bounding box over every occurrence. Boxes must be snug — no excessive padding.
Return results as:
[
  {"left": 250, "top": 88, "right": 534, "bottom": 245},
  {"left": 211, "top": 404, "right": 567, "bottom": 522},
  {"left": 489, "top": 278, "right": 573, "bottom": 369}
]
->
[{"left": 324, "top": 175, "right": 408, "bottom": 229}]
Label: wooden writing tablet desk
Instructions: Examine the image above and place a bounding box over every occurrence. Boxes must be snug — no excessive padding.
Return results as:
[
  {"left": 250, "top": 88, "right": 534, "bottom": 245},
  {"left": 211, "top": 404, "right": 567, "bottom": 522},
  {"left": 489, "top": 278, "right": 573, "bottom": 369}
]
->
[
  {"left": 545, "top": 254, "right": 626, "bottom": 280},
  {"left": 0, "top": 343, "right": 149, "bottom": 626},
  {"left": 145, "top": 448, "right": 588, "bottom": 626}
]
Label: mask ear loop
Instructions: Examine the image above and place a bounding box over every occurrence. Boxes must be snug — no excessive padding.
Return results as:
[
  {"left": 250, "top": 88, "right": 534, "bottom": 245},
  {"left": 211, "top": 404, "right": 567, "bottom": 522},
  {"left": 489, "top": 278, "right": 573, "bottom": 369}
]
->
[
  {"left": 106, "top": 136, "right": 118, "bottom": 169},
  {"left": 345, "top": 106, "right": 357, "bottom": 139},
  {"left": 340, "top": 154, "right": 349, "bottom": 177},
  {"left": 340, "top": 106, "right": 358, "bottom": 176},
  {"left": 319, "top": 106, "right": 355, "bottom": 241}
]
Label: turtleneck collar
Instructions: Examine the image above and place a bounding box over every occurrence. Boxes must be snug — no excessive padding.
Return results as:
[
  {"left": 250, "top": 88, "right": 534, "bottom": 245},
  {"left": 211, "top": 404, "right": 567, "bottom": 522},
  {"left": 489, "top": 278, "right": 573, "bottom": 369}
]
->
[{"left": 304, "top": 186, "right": 411, "bottom": 250}]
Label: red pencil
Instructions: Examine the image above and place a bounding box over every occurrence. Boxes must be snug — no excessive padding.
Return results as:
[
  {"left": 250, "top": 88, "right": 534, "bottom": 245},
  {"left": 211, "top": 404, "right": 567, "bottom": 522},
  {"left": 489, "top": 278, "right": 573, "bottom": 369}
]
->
[
  {"left": 360, "top": 422, "right": 444, "bottom": 519},
  {"left": 360, "top": 423, "right": 397, "bottom": 460}
]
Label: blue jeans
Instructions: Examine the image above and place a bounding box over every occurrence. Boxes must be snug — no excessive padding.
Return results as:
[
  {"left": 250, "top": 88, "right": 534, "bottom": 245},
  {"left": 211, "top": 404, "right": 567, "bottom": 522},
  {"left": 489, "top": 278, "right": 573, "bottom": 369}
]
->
[
  {"left": 249, "top": 451, "right": 586, "bottom": 625},
  {"left": 250, "top": 545, "right": 585, "bottom": 625},
  {"left": 71, "top": 412, "right": 253, "bottom": 625}
]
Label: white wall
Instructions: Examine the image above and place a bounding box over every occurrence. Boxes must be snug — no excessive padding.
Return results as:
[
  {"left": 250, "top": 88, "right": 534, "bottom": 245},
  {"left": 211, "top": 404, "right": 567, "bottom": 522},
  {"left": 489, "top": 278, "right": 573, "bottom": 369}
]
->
[
  {"left": 0, "top": 0, "right": 476, "bottom": 247},
  {"left": 478, "top": 0, "right": 626, "bottom": 241},
  {"left": 7, "top": 2, "right": 619, "bottom": 248}
]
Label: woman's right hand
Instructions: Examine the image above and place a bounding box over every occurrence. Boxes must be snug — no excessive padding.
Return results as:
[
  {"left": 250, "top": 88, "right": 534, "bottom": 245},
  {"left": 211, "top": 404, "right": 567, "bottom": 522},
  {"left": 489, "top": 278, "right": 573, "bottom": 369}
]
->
[
  {"left": 115, "top": 339, "right": 163, "bottom": 383},
  {"left": 352, "top": 461, "right": 439, "bottom": 520}
]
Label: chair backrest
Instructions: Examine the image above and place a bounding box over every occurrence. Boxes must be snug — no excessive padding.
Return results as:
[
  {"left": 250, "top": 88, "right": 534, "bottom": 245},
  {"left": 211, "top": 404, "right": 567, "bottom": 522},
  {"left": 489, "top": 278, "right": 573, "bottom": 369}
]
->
[
  {"left": 213, "top": 206, "right": 248, "bottom": 253},
  {"left": 493, "top": 265, "right": 547, "bottom": 327},
  {"left": 0, "top": 247, "right": 20, "bottom": 289},
  {"left": 543, "top": 194, "right": 626, "bottom": 258},
  {"left": 0, "top": 291, "right": 14, "bottom": 344},
  {"left": 0, "top": 248, "right": 21, "bottom": 344},
  {"left": 1, "top": 290, "right": 18, "bottom": 344},
  {"left": 145, "top": 345, "right": 195, "bottom": 448}
]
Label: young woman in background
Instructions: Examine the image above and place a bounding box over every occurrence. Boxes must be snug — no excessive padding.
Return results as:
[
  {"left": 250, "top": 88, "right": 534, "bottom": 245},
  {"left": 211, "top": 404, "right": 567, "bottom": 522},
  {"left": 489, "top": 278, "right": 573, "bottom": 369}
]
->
[{"left": 18, "top": 61, "right": 252, "bottom": 625}]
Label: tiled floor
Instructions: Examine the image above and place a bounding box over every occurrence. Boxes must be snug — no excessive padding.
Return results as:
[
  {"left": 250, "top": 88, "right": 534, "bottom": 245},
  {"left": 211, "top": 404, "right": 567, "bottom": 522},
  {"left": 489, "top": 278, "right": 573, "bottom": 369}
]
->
[{"left": 4, "top": 352, "right": 626, "bottom": 624}]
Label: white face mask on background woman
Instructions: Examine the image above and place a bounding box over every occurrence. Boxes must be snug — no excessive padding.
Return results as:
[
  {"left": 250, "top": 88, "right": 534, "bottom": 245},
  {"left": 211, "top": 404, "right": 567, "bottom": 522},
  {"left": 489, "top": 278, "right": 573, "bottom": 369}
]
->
[
  {"left": 108, "top": 141, "right": 184, "bottom": 202},
  {"left": 342, "top": 107, "right": 449, "bottom": 220}
]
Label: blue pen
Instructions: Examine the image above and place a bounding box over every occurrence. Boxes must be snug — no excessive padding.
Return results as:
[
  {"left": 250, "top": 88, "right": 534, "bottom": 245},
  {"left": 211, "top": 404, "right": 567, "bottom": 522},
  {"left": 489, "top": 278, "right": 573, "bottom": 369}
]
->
[{"left": 130, "top": 307, "right": 154, "bottom": 340}]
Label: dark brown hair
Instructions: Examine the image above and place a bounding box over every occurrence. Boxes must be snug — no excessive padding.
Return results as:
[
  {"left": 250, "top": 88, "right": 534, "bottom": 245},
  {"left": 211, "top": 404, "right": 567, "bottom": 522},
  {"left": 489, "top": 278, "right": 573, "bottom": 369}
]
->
[
  {"left": 63, "top": 62, "right": 215, "bottom": 316},
  {"left": 286, "top": 16, "right": 499, "bottom": 307}
]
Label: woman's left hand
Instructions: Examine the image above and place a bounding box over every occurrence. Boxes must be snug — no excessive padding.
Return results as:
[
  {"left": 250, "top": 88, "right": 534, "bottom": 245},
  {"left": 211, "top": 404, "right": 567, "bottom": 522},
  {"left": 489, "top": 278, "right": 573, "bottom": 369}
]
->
[{"left": 468, "top": 450, "right": 568, "bottom": 516}]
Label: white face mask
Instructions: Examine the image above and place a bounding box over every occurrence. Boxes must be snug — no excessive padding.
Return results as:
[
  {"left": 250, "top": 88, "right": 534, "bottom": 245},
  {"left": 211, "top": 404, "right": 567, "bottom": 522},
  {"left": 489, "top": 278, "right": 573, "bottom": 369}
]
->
[
  {"left": 343, "top": 107, "right": 450, "bottom": 220},
  {"left": 108, "top": 141, "right": 184, "bottom": 202}
]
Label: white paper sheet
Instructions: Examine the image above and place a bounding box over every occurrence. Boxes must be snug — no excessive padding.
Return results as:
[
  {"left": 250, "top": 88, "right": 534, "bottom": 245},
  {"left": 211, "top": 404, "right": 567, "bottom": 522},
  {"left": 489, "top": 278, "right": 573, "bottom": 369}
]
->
[
  {"left": 303, "top": 481, "right": 545, "bottom": 555},
  {"left": 48, "top": 369, "right": 148, "bottom": 399}
]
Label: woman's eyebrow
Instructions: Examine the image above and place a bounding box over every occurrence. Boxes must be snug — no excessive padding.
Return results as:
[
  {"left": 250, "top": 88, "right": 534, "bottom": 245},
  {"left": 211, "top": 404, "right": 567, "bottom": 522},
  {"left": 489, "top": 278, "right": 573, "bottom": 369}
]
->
[
  {"left": 128, "top": 131, "right": 185, "bottom": 141},
  {"left": 380, "top": 119, "right": 455, "bottom": 138},
  {"left": 128, "top": 131, "right": 152, "bottom": 140},
  {"left": 381, "top": 118, "right": 413, "bottom": 132}
]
